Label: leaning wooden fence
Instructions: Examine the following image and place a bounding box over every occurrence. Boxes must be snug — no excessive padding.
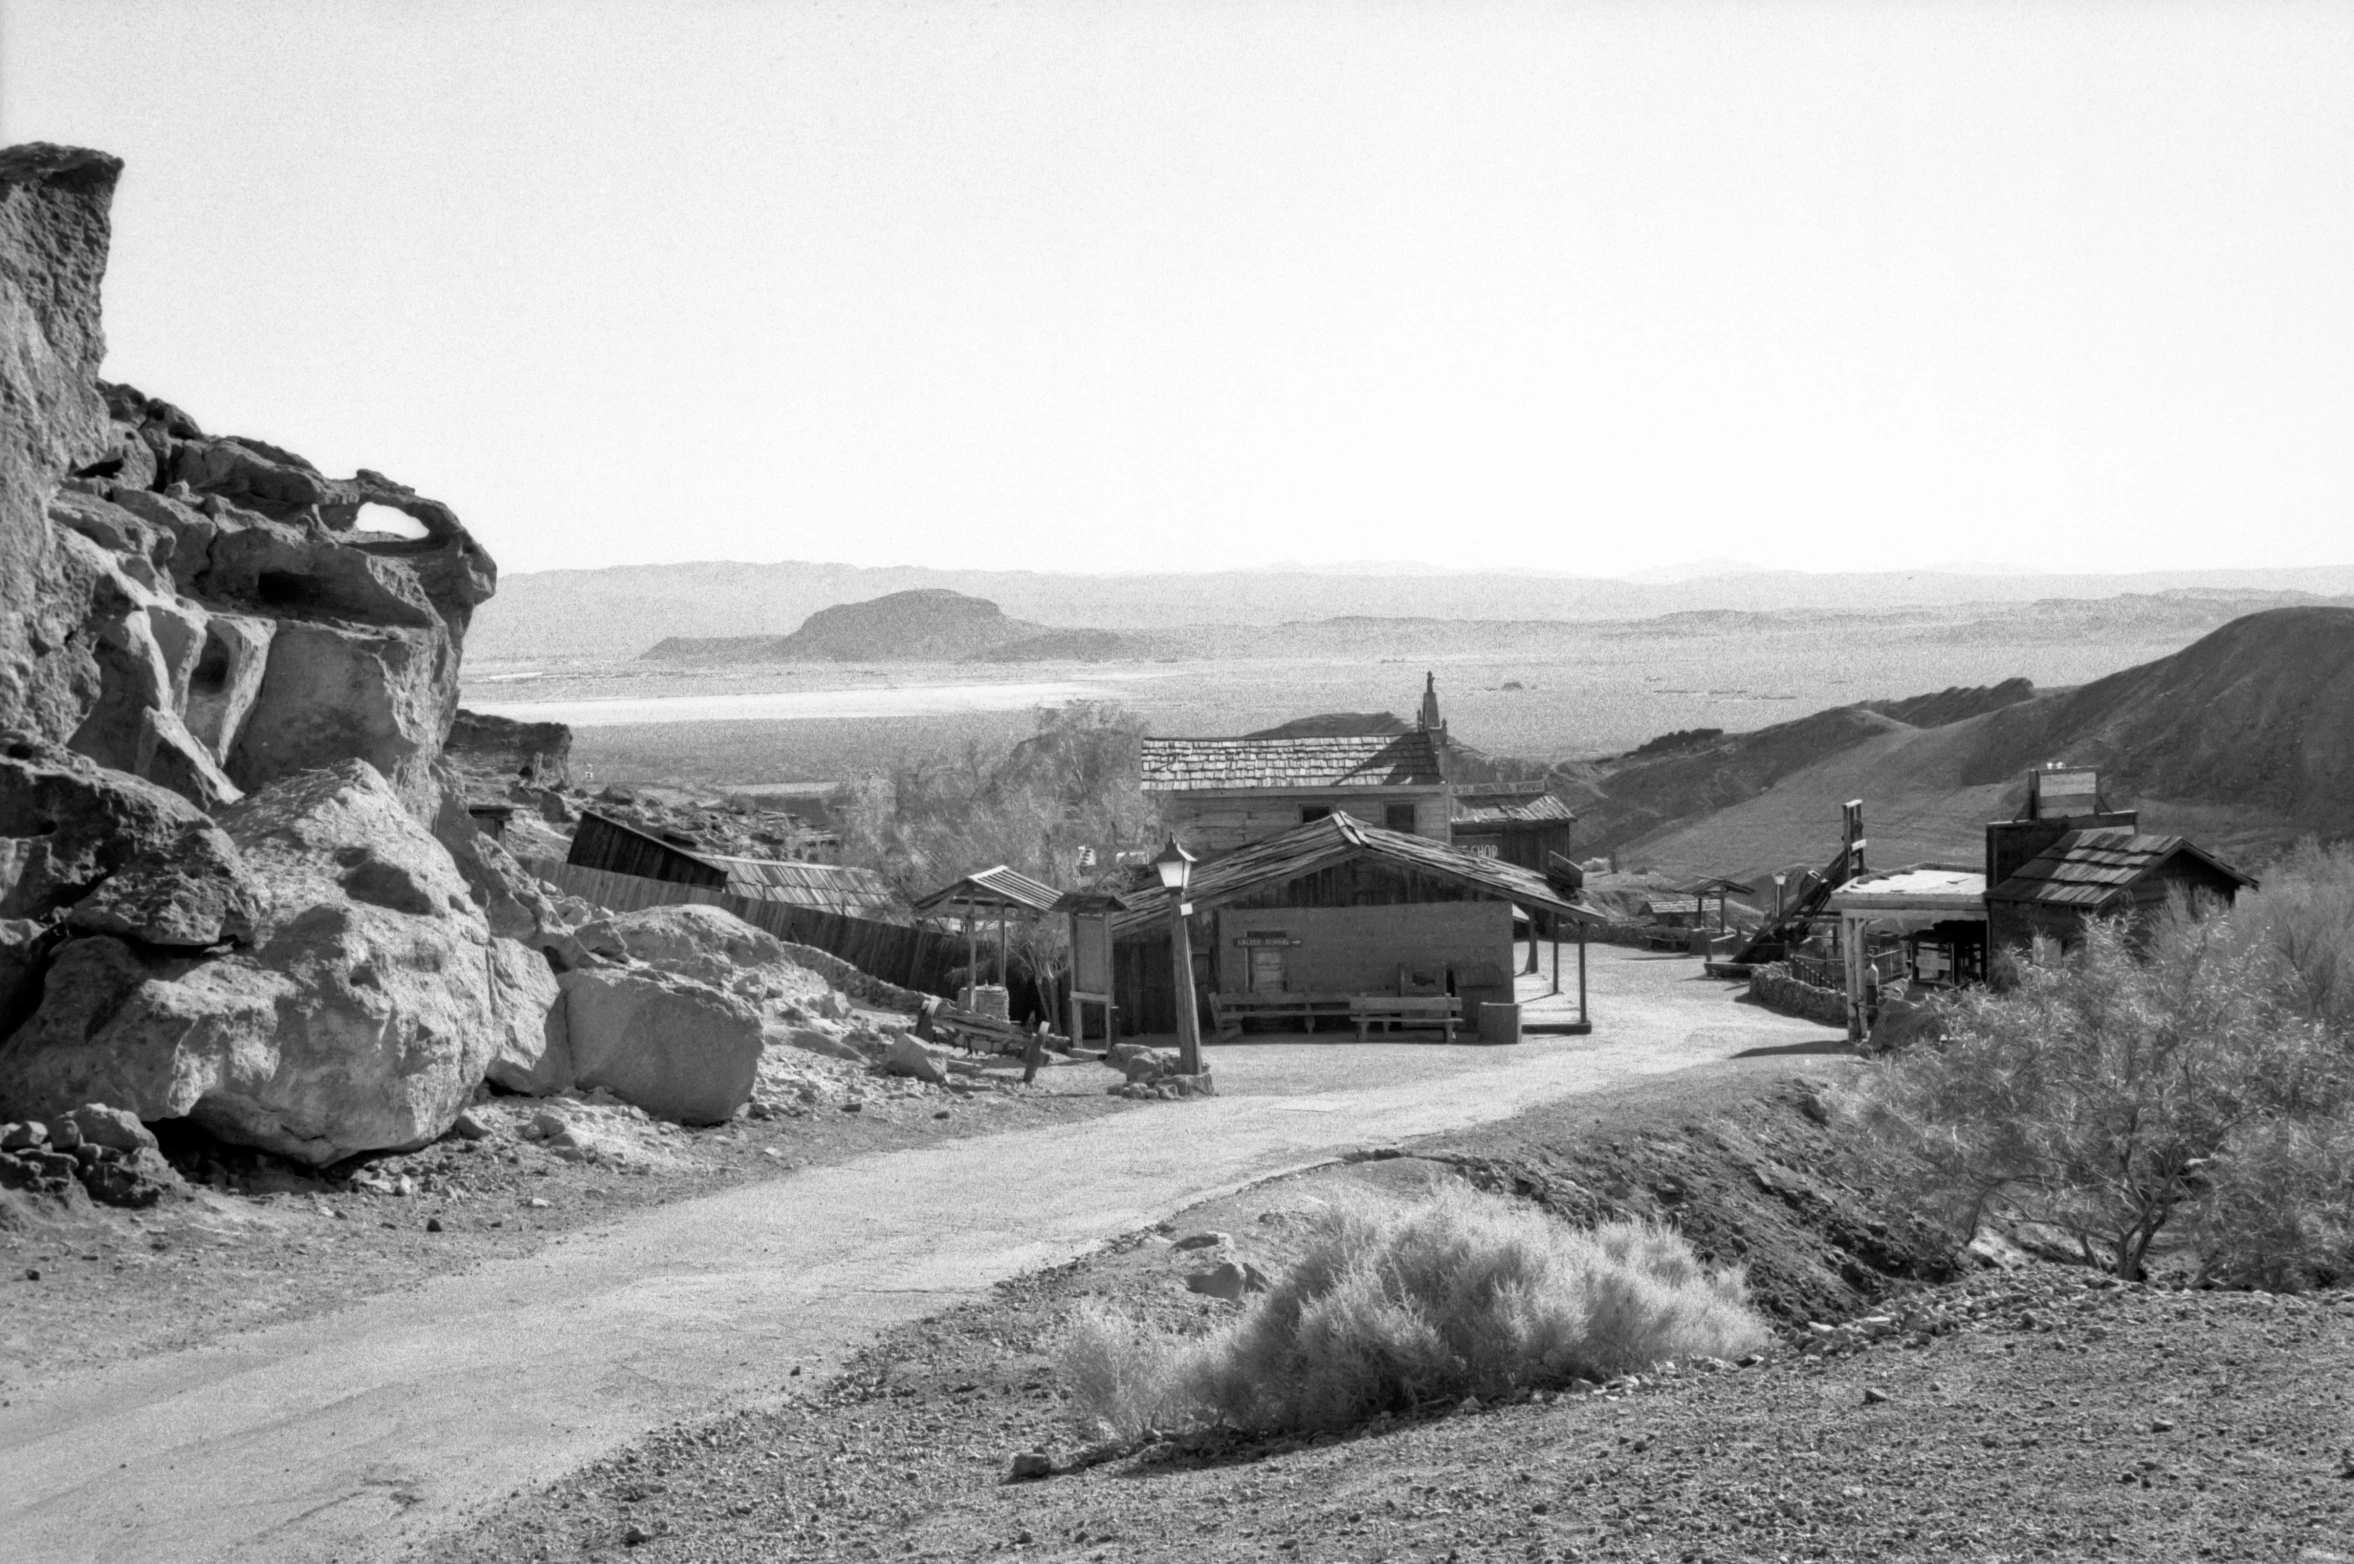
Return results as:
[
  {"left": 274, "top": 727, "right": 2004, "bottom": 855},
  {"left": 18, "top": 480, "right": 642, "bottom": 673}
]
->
[{"left": 526, "top": 858, "right": 963, "bottom": 998}]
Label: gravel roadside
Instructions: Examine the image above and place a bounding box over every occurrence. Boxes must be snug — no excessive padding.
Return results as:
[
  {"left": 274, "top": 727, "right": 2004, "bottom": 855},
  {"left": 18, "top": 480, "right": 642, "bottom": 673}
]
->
[{"left": 420, "top": 1064, "right": 2354, "bottom": 1564}]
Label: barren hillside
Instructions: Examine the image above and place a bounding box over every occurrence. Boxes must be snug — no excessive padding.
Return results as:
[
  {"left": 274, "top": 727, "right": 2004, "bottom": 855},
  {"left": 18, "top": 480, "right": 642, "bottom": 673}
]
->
[{"left": 1583, "top": 606, "right": 2354, "bottom": 882}]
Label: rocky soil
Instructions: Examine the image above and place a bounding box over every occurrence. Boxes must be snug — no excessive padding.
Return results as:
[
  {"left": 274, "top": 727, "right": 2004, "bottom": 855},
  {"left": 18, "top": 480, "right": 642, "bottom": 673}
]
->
[
  {"left": 0, "top": 1027, "right": 1124, "bottom": 1394},
  {"left": 410, "top": 1064, "right": 2354, "bottom": 1564}
]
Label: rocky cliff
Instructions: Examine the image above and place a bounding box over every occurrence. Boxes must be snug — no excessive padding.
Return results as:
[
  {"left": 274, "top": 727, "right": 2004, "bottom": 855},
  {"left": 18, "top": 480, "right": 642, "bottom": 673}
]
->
[{"left": 0, "top": 145, "right": 807, "bottom": 1178}]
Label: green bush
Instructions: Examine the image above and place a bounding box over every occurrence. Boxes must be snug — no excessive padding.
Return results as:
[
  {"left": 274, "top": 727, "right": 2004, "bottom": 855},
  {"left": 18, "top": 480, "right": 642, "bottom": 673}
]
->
[
  {"left": 1060, "top": 1187, "right": 1769, "bottom": 1439},
  {"left": 1857, "top": 876, "right": 2354, "bottom": 1289}
]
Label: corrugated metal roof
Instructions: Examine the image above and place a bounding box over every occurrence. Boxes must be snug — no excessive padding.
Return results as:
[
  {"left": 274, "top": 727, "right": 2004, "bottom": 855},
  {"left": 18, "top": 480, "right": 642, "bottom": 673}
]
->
[
  {"left": 1452, "top": 791, "right": 1578, "bottom": 826},
  {"left": 1988, "top": 829, "right": 2255, "bottom": 909},
  {"left": 1138, "top": 732, "right": 1445, "bottom": 791},
  {"left": 699, "top": 854, "right": 909, "bottom": 920},
  {"left": 1110, "top": 812, "right": 1600, "bottom": 938},
  {"left": 912, "top": 864, "right": 1064, "bottom": 915}
]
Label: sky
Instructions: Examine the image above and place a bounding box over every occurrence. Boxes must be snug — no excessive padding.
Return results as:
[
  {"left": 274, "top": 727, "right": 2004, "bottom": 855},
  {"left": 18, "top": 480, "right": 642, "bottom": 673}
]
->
[{"left": 5, "top": 1, "right": 2350, "bottom": 579}]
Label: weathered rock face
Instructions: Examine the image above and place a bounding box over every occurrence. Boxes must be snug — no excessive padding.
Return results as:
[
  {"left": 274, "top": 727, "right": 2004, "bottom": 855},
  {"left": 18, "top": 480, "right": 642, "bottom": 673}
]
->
[
  {"left": 556, "top": 965, "right": 763, "bottom": 1125},
  {"left": 0, "top": 141, "right": 553, "bottom": 1165},
  {"left": 0, "top": 762, "right": 501, "bottom": 1164},
  {"left": 445, "top": 709, "right": 572, "bottom": 788},
  {"left": 0, "top": 145, "right": 119, "bottom": 743},
  {"left": 1, "top": 146, "right": 496, "bottom": 816}
]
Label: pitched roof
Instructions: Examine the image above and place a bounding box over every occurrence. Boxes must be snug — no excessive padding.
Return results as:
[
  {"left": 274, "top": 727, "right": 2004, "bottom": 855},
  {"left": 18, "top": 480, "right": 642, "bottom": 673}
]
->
[
  {"left": 699, "top": 854, "right": 908, "bottom": 921},
  {"left": 912, "top": 864, "right": 1064, "bottom": 916},
  {"left": 1987, "top": 829, "right": 2256, "bottom": 909},
  {"left": 1453, "top": 790, "right": 1578, "bottom": 827},
  {"left": 1109, "top": 812, "right": 1601, "bottom": 938},
  {"left": 1137, "top": 732, "right": 1445, "bottom": 791}
]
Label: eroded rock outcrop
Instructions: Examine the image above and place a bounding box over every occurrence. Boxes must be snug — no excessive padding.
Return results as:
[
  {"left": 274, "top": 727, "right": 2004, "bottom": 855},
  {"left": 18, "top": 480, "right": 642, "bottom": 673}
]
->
[
  {"left": 0, "top": 762, "right": 503, "bottom": 1164},
  {"left": 0, "top": 142, "right": 577, "bottom": 1166},
  {"left": 0, "top": 146, "right": 119, "bottom": 743},
  {"left": 4, "top": 146, "right": 494, "bottom": 816}
]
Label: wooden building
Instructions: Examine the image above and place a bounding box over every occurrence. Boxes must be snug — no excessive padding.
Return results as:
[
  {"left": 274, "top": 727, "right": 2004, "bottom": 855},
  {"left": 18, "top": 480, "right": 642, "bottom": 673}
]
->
[
  {"left": 568, "top": 811, "right": 727, "bottom": 888},
  {"left": 1449, "top": 784, "right": 1576, "bottom": 872},
  {"left": 568, "top": 811, "right": 907, "bottom": 922},
  {"left": 1138, "top": 676, "right": 1455, "bottom": 856},
  {"left": 1108, "top": 811, "right": 1600, "bottom": 1035},
  {"left": 1979, "top": 765, "right": 2254, "bottom": 949},
  {"left": 1825, "top": 865, "right": 1990, "bottom": 1039},
  {"left": 1985, "top": 829, "right": 2254, "bottom": 949}
]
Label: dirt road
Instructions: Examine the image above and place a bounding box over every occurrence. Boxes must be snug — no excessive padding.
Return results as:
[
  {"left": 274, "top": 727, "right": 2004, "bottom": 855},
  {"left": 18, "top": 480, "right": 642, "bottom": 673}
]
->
[{"left": 0, "top": 950, "right": 1839, "bottom": 1563}]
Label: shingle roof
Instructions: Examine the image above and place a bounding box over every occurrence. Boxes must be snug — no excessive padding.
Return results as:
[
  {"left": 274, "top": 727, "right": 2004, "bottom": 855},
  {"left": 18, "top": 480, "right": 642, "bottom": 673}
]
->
[
  {"left": 1987, "top": 829, "right": 2255, "bottom": 909},
  {"left": 912, "top": 864, "right": 1064, "bottom": 916},
  {"left": 1109, "top": 812, "right": 1600, "bottom": 939},
  {"left": 1452, "top": 790, "right": 1578, "bottom": 827},
  {"left": 1138, "top": 732, "right": 1445, "bottom": 791},
  {"left": 699, "top": 855, "right": 909, "bottom": 920}
]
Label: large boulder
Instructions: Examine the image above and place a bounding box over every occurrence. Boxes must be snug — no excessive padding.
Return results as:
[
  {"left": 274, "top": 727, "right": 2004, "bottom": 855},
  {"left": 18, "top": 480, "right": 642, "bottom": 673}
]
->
[
  {"left": 0, "top": 732, "right": 221, "bottom": 920},
  {"left": 430, "top": 771, "right": 568, "bottom": 948},
  {"left": 484, "top": 935, "right": 568, "bottom": 1095},
  {"left": 228, "top": 620, "right": 455, "bottom": 815},
  {"left": 574, "top": 903, "right": 830, "bottom": 1006},
  {"left": 0, "top": 762, "right": 498, "bottom": 1164},
  {"left": 556, "top": 965, "right": 762, "bottom": 1124},
  {"left": 0, "top": 145, "right": 119, "bottom": 743}
]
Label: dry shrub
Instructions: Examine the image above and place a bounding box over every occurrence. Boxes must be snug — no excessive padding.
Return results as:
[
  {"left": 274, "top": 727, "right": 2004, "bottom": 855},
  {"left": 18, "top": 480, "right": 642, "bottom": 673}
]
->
[
  {"left": 2240, "top": 838, "right": 2354, "bottom": 1033},
  {"left": 2191, "top": 1117, "right": 2354, "bottom": 1292},
  {"left": 1060, "top": 1187, "right": 1768, "bottom": 1439},
  {"left": 1858, "top": 873, "right": 2354, "bottom": 1289}
]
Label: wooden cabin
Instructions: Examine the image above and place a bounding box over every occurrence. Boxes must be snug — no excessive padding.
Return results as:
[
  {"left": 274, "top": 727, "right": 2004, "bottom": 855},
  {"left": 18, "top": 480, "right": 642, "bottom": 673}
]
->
[
  {"left": 1985, "top": 829, "right": 2254, "bottom": 949},
  {"left": 1979, "top": 765, "right": 2254, "bottom": 949},
  {"left": 1449, "top": 784, "right": 1576, "bottom": 872},
  {"left": 1108, "top": 811, "right": 1600, "bottom": 1035},
  {"left": 1138, "top": 676, "right": 1455, "bottom": 856}
]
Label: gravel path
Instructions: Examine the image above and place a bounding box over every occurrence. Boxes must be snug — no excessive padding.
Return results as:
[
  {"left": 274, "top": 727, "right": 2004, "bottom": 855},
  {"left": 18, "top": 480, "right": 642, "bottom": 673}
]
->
[{"left": 0, "top": 949, "right": 1834, "bottom": 1564}]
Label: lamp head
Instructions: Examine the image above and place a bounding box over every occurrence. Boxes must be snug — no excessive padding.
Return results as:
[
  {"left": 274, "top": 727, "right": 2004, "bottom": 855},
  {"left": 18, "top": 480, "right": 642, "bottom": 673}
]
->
[{"left": 1152, "top": 834, "right": 1196, "bottom": 893}]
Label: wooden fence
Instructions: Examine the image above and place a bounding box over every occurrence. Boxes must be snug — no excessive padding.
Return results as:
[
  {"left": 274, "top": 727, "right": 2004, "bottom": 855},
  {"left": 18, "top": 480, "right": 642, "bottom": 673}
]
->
[{"left": 528, "top": 858, "right": 964, "bottom": 998}]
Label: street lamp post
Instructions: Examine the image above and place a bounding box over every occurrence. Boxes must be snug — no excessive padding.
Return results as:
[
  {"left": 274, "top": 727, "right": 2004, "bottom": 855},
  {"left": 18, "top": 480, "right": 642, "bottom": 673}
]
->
[{"left": 1153, "top": 835, "right": 1202, "bottom": 1076}]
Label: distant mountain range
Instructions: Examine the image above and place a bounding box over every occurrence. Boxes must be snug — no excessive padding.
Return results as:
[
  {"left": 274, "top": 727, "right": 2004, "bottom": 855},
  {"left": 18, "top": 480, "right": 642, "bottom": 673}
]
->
[{"left": 467, "top": 558, "right": 2354, "bottom": 662}]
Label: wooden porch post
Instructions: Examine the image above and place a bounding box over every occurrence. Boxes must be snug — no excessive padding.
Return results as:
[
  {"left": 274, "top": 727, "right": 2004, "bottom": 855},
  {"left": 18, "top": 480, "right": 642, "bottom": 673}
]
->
[{"left": 1577, "top": 922, "right": 1588, "bottom": 1027}]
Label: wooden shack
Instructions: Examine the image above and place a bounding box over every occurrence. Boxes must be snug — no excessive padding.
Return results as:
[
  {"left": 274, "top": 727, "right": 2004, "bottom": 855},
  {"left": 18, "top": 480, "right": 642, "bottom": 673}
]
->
[
  {"left": 1449, "top": 784, "right": 1576, "bottom": 872},
  {"left": 1985, "top": 829, "right": 2254, "bottom": 949},
  {"left": 1108, "top": 811, "right": 1600, "bottom": 1035},
  {"left": 567, "top": 810, "right": 727, "bottom": 888}
]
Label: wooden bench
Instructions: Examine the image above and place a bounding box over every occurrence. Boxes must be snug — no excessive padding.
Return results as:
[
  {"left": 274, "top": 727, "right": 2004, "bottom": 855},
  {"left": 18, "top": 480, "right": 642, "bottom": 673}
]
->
[
  {"left": 1349, "top": 995, "right": 1463, "bottom": 1042},
  {"left": 1208, "top": 991, "right": 1354, "bottom": 1039}
]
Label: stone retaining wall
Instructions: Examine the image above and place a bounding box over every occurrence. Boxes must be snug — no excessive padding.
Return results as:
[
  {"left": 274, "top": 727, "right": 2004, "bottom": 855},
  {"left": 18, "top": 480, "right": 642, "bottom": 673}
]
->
[{"left": 1749, "top": 961, "right": 1850, "bottom": 1028}]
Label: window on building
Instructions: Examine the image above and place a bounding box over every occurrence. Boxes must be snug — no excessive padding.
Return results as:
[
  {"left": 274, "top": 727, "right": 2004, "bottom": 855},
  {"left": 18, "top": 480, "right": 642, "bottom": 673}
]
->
[
  {"left": 1300, "top": 805, "right": 1333, "bottom": 825},
  {"left": 1384, "top": 803, "right": 1418, "bottom": 833}
]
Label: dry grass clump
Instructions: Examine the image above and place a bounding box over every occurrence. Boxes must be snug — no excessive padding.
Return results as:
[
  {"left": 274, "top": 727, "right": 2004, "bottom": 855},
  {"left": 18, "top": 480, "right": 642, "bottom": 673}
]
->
[{"left": 1061, "top": 1187, "right": 1769, "bottom": 1439}]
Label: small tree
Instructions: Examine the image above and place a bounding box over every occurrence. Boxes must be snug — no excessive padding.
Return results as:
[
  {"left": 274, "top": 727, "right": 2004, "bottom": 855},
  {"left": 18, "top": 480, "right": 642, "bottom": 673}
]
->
[
  {"left": 831, "top": 703, "right": 1158, "bottom": 1012},
  {"left": 1856, "top": 903, "right": 2329, "bottom": 1280}
]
